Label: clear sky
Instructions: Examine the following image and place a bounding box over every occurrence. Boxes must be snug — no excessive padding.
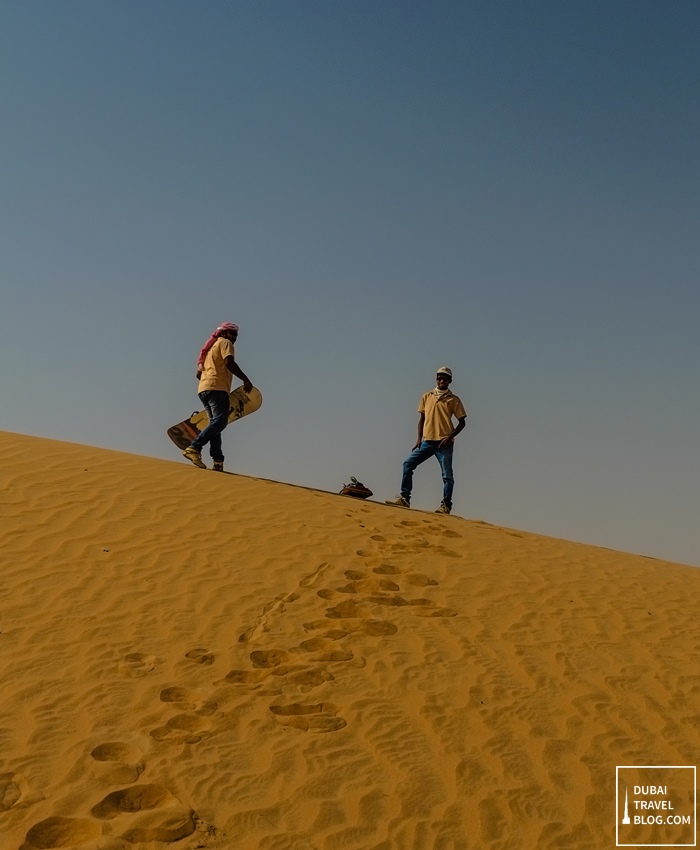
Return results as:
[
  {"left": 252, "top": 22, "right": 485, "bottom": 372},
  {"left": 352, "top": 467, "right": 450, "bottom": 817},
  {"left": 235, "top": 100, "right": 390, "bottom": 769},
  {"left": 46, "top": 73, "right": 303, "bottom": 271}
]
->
[{"left": 1, "top": 1, "right": 698, "bottom": 566}]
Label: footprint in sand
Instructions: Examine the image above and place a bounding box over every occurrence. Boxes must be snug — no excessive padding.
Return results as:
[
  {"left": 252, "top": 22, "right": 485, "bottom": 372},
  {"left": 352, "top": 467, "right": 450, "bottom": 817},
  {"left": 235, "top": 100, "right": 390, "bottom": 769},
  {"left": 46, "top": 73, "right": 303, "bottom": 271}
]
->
[
  {"left": 414, "top": 607, "right": 459, "bottom": 618},
  {"left": 373, "top": 563, "right": 401, "bottom": 575},
  {"left": 90, "top": 742, "right": 144, "bottom": 784},
  {"left": 386, "top": 536, "right": 461, "bottom": 557},
  {"left": 367, "top": 596, "right": 458, "bottom": 617},
  {"left": 118, "top": 652, "right": 162, "bottom": 678},
  {"left": 91, "top": 784, "right": 177, "bottom": 819},
  {"left": 150, "top": 713, "right": 212, "bottom": 745},
  {"left": 353, "top": 577, "right": 455, "bottom": 617},
  {"left": 90, "top": 784, "right": 196, "bottom": 843},
  {"left": 269, "top": 702, "right": 347, "bottom": 733},
  {"left": 121, "top": 814, "right": 197, "bottom": 845},
  {"left": 221, "top": 668, "right": 271, "bottom": 685},
  {"left": 293, "top": 637, "right": 355, "bottom": 663},
  {"left": 389, "top": 540, "right": 430, "bottom": 553},
  {"left": 372, "top": 565, "right": 438, "bottom": 586},
  {"left": 338, "top": 577, "right": 401, "bottom": 593},
  {"left": 252, "top": 646, "right": 354, "bottom": 667},
  {"left": 286, "top": 669, "right": 335, "bottom": 689},
  {"left": 303, "top": 618, "right": 398, "bottom": 637},
  {"left": 0, "top": 772, "right": 30, "bottom": 812},
  {"left": 417, "top": 541, "right": 461, "bottom": 557},
  {"left": 363, "top": 594, "right": 434, "bottom": 608},
  {"left": 298, "top": 629, "right": 347, "bottom": 643},
  {"left": 159, "top": 687, "right": 217, "bottom": 715},
  {"left": 324, "top": 599, "right": 375, "bottom": 619},
  {"left": 222, "top": 641, "right": 353, "bottom": 692},
  {"left": 418, "top": 522, "right": 463, "bottom": 539},
  {"left": 246, "top": 653, "right": 336, "bottom": 689},
  {"left": 402, "top": 573, "right": 440, "bottom": 587},
  {"left": 250, "top": 648, "right": 293, "bottom": 668},
  {"left": 24, "top": 816, "right": 100, "bottom": 849},
  {"left": 325, "top": 598, "right": 428, "bottom": 619},
  {"left": 184, "top": 648, "right": 215, "bottom": 665},
  {"left": 321, "top": 570, "right": 451, "bottom": 621}
]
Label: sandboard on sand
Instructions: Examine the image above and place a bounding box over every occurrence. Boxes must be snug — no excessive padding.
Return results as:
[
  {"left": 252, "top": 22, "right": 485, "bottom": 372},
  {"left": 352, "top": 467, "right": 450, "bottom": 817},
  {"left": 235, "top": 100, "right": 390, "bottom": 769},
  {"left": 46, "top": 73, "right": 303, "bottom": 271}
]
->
[{"left": 167, "top": 385, "right": 262, "bottom": 450}]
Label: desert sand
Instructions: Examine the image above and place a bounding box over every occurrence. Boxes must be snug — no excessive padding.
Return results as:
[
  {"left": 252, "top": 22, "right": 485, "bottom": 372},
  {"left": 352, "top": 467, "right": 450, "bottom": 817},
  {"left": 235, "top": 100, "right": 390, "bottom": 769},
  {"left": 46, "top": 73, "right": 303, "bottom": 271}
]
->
[{"left": 1, "top": 429, "right": 699, "bottom": 850}]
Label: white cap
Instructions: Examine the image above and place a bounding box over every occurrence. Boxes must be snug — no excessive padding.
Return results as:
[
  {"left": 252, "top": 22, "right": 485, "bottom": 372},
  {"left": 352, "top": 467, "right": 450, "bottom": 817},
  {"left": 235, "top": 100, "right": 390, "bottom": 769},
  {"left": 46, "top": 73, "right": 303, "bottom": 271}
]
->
[{"left": 436, "top": 366, "right": 452, "bottom": 378}]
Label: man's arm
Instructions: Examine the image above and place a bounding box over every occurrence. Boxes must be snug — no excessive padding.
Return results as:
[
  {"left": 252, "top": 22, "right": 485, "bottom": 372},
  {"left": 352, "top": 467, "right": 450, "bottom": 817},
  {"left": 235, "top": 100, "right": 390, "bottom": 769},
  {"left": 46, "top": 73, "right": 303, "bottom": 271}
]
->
[
  {"left": 439, "top": 416, "right": 466, "bottom": 449},
  {"left": 413, "top": 412, "right": 426, "bottom": 450},
  {"left": 224, "top": 355, "right": 253, "bottom": 394}
]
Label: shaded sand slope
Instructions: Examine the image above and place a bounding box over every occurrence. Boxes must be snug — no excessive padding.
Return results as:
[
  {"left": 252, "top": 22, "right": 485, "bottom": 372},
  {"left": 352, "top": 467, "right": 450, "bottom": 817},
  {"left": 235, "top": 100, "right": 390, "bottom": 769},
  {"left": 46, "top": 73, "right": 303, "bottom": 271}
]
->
[{"left": 1, "top": 430, "right": 699, "bottom": 850}]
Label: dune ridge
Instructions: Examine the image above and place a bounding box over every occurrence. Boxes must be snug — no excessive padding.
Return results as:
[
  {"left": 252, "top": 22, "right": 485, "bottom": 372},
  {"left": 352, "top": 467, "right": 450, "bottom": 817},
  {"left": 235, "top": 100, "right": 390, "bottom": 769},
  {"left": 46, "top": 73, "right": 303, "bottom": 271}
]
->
[{"left": 1, "top": 430, "right": 699, "bottom": 849}]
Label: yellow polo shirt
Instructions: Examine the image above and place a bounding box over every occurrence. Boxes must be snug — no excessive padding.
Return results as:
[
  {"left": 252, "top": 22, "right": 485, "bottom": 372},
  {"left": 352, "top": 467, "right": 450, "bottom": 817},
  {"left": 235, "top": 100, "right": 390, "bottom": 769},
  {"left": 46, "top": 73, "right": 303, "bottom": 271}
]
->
[
  {"left": 198, "top": 337, "right": 235, "bottom": 393},
  {"left": 419, "top": 390, "right": 467, "bottom": 440}
]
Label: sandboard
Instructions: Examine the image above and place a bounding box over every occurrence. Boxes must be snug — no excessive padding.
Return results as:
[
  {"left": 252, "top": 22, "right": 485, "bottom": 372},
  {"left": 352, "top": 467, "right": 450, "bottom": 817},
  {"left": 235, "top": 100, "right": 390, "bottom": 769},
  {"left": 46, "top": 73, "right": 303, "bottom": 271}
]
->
[{"left": 167, "top": 386, "right": 263, "bottom": 451}]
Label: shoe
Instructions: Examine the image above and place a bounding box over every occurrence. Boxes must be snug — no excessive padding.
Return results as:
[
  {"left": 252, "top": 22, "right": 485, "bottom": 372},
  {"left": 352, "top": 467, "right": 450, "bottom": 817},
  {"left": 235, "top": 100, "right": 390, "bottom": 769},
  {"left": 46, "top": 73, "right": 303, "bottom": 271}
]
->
[
  {"left": 435, "top": 501, "right": 451, "bottom": 514},
  {"left": 384, "top": 495, "right": 410, "bottom": 508},
  {"left": 212, "top": 461, "right": 224, "bottom": 472},
  {"left": 182, "top": 447, "right": 206, "bottom": 469}
]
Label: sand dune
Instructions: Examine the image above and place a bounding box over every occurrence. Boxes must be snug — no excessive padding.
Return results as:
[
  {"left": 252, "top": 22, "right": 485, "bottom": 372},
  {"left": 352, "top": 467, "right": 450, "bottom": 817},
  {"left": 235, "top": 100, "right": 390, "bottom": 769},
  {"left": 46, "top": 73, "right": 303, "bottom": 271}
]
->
[{"left": 1, "top": 430, "right": 699, "bottom": 849}]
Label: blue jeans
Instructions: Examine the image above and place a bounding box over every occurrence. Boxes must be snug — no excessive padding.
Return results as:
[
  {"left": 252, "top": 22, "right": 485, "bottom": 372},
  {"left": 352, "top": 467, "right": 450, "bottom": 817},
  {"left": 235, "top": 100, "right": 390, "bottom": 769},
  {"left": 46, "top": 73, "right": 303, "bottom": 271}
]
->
[
  {"left": 401, "top": 440, "right": 454, "bottom": 507},
  {"left": 191, "top": 390, "right": 230, "bottom": 462}
]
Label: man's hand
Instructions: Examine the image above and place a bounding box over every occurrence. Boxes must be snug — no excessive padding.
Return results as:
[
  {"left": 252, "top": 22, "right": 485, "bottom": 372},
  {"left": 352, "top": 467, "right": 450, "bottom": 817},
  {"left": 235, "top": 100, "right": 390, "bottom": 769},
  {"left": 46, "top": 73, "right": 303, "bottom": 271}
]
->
[
  {"left": 243, "top": 379, "right": 253, "bottom": 394},
  {"left": 438, "top": 436, "right": 454, "bottom": 449}
]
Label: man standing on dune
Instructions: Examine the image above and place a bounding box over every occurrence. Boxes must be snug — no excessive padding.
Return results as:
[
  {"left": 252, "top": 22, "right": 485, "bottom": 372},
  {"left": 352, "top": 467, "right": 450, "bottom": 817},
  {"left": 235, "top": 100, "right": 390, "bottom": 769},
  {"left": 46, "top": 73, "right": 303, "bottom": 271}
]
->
[
  {"left": 385, "top": 367, "right": 467, "bottom": 514},
  {"left": 182, "top": 322, "right": 253, "bottom": 472}
]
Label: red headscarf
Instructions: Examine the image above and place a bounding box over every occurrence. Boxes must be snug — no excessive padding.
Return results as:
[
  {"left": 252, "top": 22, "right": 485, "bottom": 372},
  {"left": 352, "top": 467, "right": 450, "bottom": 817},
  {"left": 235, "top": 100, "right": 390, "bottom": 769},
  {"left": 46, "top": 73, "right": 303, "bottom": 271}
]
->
[{"left": 197, "top": 323, "right": 239, "bottom": 370}]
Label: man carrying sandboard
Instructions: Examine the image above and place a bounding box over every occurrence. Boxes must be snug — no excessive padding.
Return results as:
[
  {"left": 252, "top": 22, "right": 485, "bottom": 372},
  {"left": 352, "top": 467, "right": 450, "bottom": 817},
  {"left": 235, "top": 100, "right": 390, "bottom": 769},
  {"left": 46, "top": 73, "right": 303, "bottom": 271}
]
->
[
  {"left": 181, "top": 322, "right": 254, "bottom": 472},
  {"left": 167, "top": 385, "right": 262, "bottom": 455}
]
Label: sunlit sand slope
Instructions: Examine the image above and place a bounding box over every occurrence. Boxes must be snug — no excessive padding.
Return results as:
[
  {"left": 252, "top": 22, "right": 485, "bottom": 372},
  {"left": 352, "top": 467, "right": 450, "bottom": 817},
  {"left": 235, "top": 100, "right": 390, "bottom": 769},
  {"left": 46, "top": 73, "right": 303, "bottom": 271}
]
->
[{"left": 1, "top": 430, "right": 699, "bottom": 850}]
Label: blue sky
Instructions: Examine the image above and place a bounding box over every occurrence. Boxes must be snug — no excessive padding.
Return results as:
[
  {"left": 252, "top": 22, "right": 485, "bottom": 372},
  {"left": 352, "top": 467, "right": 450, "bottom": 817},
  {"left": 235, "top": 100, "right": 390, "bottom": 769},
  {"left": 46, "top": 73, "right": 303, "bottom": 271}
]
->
[{"left": 1, "top": 1, "right": 698, "bottom": 565}]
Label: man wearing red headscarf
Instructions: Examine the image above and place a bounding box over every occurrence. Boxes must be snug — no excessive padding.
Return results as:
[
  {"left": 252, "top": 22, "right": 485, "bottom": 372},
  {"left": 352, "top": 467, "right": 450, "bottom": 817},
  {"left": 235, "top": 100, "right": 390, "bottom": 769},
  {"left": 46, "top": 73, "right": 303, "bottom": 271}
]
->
[{"left": 182, "top": 323, "right": 253, "bottom": 471}]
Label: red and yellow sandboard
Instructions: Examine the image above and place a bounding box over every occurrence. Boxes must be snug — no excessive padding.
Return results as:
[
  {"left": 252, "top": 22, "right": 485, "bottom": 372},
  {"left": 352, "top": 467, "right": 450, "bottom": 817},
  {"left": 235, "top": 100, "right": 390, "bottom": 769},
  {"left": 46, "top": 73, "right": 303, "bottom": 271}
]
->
[{"left": 167, "top": 385, "right": 263, "bottom": 451}]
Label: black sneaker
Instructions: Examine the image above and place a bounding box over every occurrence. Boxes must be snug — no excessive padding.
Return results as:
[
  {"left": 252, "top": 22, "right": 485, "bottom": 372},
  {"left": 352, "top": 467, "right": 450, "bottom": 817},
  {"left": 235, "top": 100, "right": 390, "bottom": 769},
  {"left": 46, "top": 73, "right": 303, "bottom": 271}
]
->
[{"left": 435, "top": 501, "right": 451, "bottom": 514}]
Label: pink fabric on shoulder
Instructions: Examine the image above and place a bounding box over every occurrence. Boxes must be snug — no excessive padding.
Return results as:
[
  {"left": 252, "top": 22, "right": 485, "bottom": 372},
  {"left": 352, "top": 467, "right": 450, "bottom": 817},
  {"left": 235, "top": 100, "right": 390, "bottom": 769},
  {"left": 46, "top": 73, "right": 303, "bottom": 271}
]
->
[{"left": 197, "top": 323, "right": 239, "bottom": 370}]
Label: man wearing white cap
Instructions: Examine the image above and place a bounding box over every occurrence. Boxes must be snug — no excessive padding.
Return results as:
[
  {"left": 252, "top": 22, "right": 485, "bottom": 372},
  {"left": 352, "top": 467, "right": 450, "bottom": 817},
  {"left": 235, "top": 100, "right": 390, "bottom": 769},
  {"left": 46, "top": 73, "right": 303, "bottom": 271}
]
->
[{"left": 385, "top": 367, "right": 467, "bottom": 514}]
